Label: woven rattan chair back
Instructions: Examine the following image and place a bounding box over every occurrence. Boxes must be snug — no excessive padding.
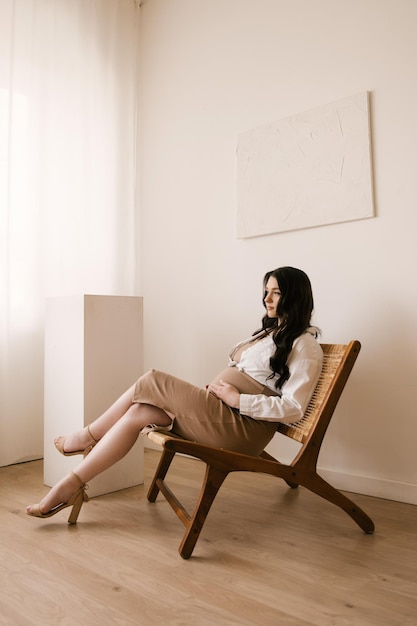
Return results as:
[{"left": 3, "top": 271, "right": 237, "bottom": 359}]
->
[{"left": 277, "top": 343, "right": 351, "bottom": 444}]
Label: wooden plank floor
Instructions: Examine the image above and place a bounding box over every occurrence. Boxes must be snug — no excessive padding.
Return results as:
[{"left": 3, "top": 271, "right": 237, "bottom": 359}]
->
[{"left": 0, "top": 449, "right": 416, "bottom": 626}]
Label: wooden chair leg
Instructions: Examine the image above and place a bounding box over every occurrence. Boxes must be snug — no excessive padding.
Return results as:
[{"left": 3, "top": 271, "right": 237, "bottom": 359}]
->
[
  {"left": 147, "top": 447, "right": 176, "bottom": 502},
  {"left": 299, "top": 472, "right": 375, "bottom": 534},
  {"left": 179, "top": 464, "right": 229, "bottom": 559},
  {"left": 285, "top": 479, "right": 299, "bottom": 489},
  {"left": 260, "top": 450, "right": 299, "bottom": 489}
]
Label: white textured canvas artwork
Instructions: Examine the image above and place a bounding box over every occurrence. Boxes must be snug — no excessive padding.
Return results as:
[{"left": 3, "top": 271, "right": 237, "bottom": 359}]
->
[{"left": 236, "top": 92, "right": 374, "bottom": 238}]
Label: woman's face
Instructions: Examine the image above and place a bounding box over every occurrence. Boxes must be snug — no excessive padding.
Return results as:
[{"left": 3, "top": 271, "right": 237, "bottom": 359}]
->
[{"left": 264, "top": 276, "right": 281, "bottom": 318}]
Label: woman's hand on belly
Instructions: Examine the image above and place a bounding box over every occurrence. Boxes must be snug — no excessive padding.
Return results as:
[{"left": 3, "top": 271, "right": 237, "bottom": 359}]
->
[{"left": 207, "top": 380, "right": 240, "bottom": 409}]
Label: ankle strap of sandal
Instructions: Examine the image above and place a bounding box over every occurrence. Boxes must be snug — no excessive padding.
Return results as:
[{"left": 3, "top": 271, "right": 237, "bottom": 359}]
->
[
  {"left": 86, "top": 424, "right": 98, "bottom": 444},
  {"left": 71, "top": 470, "right": 86, "bottom": 488}
]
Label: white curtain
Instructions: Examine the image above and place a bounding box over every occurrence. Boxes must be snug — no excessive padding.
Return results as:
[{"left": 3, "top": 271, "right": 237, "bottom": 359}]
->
[{"left": 0, "top": 0, "right": 140, "bottom": 466}]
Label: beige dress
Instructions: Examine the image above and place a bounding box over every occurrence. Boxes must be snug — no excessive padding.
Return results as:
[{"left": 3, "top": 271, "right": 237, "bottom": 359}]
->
[{"left": 132, "top": 338, "right": 279, "bottom": 456}]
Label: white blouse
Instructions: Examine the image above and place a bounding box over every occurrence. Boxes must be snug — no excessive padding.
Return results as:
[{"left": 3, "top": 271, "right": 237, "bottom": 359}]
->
[{"left": 229, "top": 328, "right": 323, "bottom": 424}]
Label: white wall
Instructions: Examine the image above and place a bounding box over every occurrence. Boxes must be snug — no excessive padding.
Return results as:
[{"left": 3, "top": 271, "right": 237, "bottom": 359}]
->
[{"left": 138, "top": 0, "right": 417, "bottom": 504}]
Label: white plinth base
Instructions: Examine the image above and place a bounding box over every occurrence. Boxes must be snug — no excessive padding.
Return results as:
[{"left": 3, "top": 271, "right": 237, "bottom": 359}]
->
[{"left": 44, "top": 295, "right": 144, "bottom": 497}]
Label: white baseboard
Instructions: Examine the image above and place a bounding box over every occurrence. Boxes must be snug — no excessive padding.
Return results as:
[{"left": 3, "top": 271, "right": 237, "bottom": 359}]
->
[{"left": 319, "top": 467, "right": 417, "bottom": 506}]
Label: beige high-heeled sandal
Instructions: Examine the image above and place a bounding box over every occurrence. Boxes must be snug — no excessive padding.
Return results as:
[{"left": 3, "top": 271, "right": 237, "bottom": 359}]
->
[
  {"left": 54, "top": 425, "right": 98, "bottom": 457},
  {"left": 26, "top": 471, "right": 88, "bottom": 524}
]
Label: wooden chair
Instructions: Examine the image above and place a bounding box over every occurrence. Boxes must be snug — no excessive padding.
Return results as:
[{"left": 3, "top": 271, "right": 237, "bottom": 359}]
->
[{"left": 147, "top": 340, "right": 375, "bottom": 559}]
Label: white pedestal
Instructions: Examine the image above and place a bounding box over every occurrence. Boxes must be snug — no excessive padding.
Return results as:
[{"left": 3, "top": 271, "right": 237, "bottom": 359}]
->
[{"left": 44, "top": 295, "right": 144, "bottom": 497}]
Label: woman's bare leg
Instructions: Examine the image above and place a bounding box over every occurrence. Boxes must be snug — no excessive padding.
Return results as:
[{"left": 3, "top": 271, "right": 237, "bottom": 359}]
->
[
  {"left": 28, "top": 403, "right": 171, "bottom": 515},
  {"left": 74, "top": 403, "right": 172, "bottom": 483},
  {"left": 55, "top": 384, "right": 137, "bottom": 453}
]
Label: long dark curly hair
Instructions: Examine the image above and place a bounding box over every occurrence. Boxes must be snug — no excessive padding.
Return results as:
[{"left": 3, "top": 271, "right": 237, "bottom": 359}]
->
[{"left": 257, "top": 266, "right": 316, "bottom": 390}]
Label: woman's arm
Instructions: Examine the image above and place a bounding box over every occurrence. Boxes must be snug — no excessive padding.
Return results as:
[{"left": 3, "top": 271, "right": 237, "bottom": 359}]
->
[{"left": 239, "top": 354, "right": 322, "bottom": 423}]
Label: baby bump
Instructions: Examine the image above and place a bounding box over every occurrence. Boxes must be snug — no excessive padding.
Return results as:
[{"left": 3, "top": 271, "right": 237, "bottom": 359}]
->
[{"left": 210, "top": 367, "right": 278, "bottom": 396}]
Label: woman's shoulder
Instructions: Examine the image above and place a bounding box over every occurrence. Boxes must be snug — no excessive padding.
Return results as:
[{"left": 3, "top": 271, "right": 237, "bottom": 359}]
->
[{"left": 291, "top": 328, "right": 323, "bottom": 360}]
